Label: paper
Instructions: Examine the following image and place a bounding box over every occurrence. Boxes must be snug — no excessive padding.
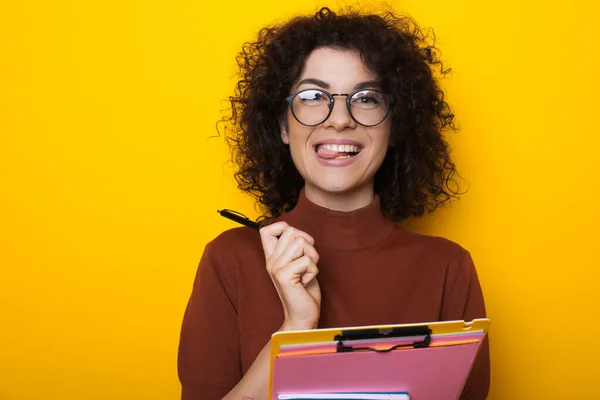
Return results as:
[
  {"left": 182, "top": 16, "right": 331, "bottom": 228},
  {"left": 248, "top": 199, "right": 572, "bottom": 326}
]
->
[
  {"left": 269, "top": 319, "right": 490, "bottom": 400},
  {"left": 278, "top": 393, "right": 409, "bottom": 400}
]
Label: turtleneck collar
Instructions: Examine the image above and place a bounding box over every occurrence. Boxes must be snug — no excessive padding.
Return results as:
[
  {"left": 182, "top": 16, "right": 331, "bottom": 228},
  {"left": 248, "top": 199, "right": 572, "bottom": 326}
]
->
[{"left": 281, "top": 188, "right": 397, "bottom": 250}]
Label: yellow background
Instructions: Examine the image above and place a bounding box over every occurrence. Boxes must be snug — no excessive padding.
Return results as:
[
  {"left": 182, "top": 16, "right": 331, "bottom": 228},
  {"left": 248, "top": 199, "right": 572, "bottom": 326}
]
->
[{"left": 1, "top": 0, "right": 598, "bottom": 399}]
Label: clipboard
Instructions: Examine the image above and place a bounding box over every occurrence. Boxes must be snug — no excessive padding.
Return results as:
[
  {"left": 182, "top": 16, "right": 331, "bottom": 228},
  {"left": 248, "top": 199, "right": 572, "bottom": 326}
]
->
[{"left": 269, "top": 319, "right": 490, "bottom": 400}]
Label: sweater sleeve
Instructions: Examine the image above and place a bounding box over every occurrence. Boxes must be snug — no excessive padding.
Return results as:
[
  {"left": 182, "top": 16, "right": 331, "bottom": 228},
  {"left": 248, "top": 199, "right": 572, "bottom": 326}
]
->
[
  {"left": 441, "top": 251, "right": 490, "bottom": 400},
  {"left": 178, "top": 241, "right": 241, "bottom": 400}
]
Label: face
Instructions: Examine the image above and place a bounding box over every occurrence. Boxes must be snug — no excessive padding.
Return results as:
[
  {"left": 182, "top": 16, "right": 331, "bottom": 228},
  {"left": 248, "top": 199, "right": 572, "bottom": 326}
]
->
[{"left": 281, "top": 47, "right": 391, "bottom": 208}]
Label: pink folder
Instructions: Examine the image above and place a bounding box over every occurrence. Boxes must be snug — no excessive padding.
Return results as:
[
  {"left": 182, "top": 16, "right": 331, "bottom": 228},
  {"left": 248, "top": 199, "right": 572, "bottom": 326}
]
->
[{"left": 269, "top": 319, "right": 489, "bottom": 400}]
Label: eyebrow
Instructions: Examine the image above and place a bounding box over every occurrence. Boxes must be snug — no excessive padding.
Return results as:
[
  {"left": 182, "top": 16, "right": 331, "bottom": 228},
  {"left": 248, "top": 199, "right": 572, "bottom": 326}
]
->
[
  {"left": 296, "top": 78, "right": 380, "bottom": 91},
  {"left": 353, "top": 80, "right": 380, "bottom": 91}
]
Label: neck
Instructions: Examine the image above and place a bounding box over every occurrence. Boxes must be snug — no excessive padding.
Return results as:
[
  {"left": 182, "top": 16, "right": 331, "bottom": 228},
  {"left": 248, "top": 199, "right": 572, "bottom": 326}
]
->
[
  {"left": 303, "top": 183, "right": 375, "bottom": 212},
  {"left": 282, "top": 188, "right": 396, "bottom": 250}
]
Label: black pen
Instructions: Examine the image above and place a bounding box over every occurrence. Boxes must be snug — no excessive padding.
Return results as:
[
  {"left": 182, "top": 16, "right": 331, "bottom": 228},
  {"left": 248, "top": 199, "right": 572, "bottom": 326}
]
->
[{"left": 217, "top": 209, "right": 261, "bottom": 231}]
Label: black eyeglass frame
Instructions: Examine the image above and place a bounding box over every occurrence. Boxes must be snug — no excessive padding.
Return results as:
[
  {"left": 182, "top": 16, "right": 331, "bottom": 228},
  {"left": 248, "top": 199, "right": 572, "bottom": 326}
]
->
[{"left": 285, "top": 88, "right": 392, "bottom": 127}]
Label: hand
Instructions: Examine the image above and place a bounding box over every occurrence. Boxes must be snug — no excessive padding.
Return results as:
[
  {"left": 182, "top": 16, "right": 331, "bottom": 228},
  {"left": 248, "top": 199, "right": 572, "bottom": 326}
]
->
[{"left": 259, "top": 221, "right": 321, "bottom": 331}]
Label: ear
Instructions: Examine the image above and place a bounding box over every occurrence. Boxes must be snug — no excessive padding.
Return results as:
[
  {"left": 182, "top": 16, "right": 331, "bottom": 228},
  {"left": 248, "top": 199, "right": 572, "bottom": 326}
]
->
[
  {"left": 281, "top": 129, "right": 290, "bottom": 144},
  {"left": 280, "top": 120, "right": 290, "bottom": 144}
]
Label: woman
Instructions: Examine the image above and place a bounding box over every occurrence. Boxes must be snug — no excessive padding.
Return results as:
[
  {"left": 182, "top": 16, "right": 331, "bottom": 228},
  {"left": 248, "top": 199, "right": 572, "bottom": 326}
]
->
[{"left": 178, "top": 7, "right": 490, "bottom": 400}]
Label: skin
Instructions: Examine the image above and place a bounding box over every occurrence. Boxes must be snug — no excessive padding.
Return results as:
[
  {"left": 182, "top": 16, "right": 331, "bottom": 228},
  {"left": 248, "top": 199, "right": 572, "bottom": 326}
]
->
[
  {"left": 282, "top": 47, "right": 391, "bottom": 211},
  {"left": 223, "top": 47, "right": 392, "bottom": 400}
]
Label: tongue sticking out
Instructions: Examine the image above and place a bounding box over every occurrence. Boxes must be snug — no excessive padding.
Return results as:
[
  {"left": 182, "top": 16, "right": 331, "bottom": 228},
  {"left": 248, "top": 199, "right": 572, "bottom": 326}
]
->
[{"left": 316, "top": 145, "right": 358, "bottom": 159}]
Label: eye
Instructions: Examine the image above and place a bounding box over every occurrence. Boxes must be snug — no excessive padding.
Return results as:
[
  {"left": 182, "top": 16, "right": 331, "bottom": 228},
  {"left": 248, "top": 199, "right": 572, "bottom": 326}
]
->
[
  {"left": 351, "top": 90, "right": 385, "bottom": 109},
  {"left": 352, "top": 91, "right": 380, "bottom": 103},
  {"left": 296, "top": 90, "right": 330, "bottom": 106}
]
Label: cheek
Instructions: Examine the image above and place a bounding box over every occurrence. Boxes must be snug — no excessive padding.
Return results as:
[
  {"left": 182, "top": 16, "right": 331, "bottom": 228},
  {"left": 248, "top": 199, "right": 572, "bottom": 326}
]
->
[
  {"left": 286, "top": 120, "right": 314, "bottom": 149},
  {"left": 372, "top": 125, "right": 392, "bottom": 154}
]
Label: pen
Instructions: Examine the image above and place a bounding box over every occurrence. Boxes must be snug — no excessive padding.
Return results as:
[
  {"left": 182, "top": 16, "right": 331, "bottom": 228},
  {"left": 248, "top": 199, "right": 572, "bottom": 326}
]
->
[{"left": 217, "top": 209, "right": 261, "bottom": 231}]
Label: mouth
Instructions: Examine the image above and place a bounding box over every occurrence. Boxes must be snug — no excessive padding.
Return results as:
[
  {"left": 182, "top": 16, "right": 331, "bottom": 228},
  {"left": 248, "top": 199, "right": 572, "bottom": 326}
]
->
[{"left": 314, "top": 143, "right": 364, "bottom": 160}]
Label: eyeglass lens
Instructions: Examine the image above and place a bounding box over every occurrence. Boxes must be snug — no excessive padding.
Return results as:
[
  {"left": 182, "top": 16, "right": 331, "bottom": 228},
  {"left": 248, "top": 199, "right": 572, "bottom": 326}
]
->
[{"left": 290, "top": 89, "right": 389, "bottom": 126}]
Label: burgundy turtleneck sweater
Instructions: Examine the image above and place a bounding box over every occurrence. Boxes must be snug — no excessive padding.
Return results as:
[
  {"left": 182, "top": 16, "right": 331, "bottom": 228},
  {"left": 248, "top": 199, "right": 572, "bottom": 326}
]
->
[{"left": 178, "top": 192, "right": 490, "bottom": 399}]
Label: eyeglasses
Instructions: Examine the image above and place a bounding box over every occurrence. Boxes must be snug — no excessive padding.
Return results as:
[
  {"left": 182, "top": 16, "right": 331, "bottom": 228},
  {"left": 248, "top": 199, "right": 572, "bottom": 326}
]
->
[{"left": 285, "top": 88, "right": 391, "bottom": 127}]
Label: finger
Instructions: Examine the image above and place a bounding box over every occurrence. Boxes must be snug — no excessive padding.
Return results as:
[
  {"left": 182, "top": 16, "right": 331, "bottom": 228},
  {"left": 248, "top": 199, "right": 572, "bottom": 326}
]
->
[
  {"left": 302, "top": 242, "right": 319, "bottom": 264},
  {"left": 300, "top": 261, "right": 319, "bottom": 286},
  {"left": 275, "top": 236, "right": 319, "bottom": 266},
  {"left": 259, "top": 221, "right": 290, "bottom": 238},
  {"left": 270, "top": 236, "right": 310, "bottom": 275},
  {"left": 291, "top": 229, "right": 315, "bottom": 245},
  {"left": 273, "top": 255, "right": 319, "bottom": 288},
  {"left": 274, "top": 227, "right": 316, "bottom": 258},
  {"left": 259, "top": 221, "right": 289, "bottom": 259},
  {"left": 269, "top": 226, "right": 300, "bottom": 267},
  {"left": 305, "top": 277, "right": 321, "bottom": 302}
]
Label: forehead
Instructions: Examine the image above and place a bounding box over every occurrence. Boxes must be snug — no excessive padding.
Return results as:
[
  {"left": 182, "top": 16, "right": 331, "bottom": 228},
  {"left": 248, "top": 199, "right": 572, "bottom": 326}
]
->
[{"left": 297, "top": 47, "right": 378, "bottom": 89}]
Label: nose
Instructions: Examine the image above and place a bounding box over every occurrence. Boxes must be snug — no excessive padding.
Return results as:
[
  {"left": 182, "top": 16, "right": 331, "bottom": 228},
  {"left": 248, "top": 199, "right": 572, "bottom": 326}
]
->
[{"left": 324, "top": 95, "right": 356, "bottom": 130}]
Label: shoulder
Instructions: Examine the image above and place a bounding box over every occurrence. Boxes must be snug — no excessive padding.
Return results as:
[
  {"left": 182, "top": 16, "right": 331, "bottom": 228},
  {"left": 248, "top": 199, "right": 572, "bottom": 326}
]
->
[
  {"left": 207, "top": 226, "right": 262, "bottom": 253},
  {"left": 392, "top": 227, "right": 477, "bottom": 285},
  {"left": 201, "top": 226, "right": 265, "bottom": 274},
  {"left": 392, "top": 226, "right": 469, "bottom": 262}
]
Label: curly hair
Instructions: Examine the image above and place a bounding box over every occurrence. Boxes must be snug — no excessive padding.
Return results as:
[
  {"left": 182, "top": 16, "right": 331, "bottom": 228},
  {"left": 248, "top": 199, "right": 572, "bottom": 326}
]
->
[{"left": 223, "top": 6, "right": 461, "bottom": 222}]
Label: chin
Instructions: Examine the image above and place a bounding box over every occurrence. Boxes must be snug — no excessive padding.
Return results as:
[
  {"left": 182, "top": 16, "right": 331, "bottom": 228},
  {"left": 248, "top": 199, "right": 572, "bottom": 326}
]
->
[{"left": 311, "top": 178, "right": 361, "bottom": 194}]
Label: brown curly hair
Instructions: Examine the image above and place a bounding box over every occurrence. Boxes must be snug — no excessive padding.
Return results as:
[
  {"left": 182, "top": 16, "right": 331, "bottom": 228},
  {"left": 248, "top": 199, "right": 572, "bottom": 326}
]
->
[{"left": 222, "top": 6, "right": 461, "bottom": 222}]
